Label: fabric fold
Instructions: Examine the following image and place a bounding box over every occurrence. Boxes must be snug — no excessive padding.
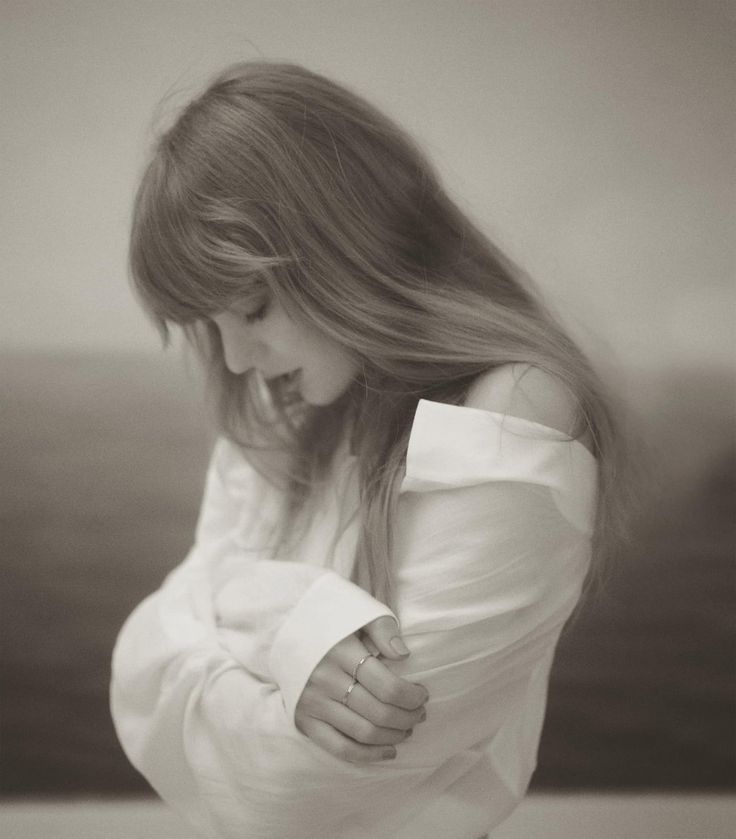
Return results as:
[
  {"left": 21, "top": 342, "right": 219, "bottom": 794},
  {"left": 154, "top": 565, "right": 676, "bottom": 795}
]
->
[
  {"left": 110, "top": 384, "right": 598, "bottom": 839},
  {"left": 402, "top": 399, "right": 597, "bottom": 533},
  {"left": 269, "top": 570, "right": 397, "bottom": 721}
]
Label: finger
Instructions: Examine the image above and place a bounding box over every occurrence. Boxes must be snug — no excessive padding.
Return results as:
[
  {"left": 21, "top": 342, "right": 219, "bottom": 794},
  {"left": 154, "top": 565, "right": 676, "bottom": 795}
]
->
[
  {"left": 323, "top": 699, "right": 412, "bottom": 746},
  {"left": 327, "top": 634, "right": 428, "bottom": 710},
  {"left": 296, "top": 715, "right": 397, "bottom": 764},
  {"left": 340, "top": 681, "right": 427, "bottom": 731},
  {"left": 362, "top": 616, "right": 410, "bottom": 660},
  {"left": 352, "top": 656, "right": 428, "bottom": 711},
  {"left": 361, "top": 634, "right": 380, "bottom": 657},
  {"left": 308, "top": 662, "right": 426, "bottom": 731}
]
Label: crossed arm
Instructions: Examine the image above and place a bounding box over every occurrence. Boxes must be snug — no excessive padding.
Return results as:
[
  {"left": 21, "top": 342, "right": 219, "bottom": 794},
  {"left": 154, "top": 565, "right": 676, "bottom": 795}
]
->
[{"left": 110, "top": 433, "right": 591, "bottom": 839}]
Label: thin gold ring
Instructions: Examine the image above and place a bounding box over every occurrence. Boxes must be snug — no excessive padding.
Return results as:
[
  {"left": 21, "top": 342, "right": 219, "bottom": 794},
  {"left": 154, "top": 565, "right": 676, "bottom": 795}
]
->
[
  {"left": 351, "top": 652, "right": 374, "bottom": 682},
  {"left": 341, "top": 677, "right": 359, "bottom": 707}
]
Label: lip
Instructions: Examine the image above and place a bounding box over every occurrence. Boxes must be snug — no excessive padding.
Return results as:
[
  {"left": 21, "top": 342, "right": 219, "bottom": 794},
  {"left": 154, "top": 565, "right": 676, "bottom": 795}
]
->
[{"left": 265, "top": 368, "right": 301, "bottom": 383}]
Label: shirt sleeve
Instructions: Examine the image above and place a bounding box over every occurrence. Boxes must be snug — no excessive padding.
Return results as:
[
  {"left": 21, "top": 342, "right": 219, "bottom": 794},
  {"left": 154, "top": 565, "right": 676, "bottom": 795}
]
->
[
  {"left": 110, "top": 404, "right": 597, "bottom": 839},
  {"left": 169, "top": 436, "right": 396, "bottom": 703}
]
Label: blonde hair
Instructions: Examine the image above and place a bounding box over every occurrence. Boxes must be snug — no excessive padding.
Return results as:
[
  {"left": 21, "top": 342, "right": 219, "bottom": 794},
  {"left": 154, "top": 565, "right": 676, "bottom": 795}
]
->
[{"left": 130, "top": 61, "right": 633, "bottom": 609}]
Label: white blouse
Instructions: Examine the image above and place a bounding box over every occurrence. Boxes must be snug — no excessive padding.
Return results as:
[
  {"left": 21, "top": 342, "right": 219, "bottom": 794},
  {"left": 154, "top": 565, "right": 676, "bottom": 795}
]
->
[{"left": 110, "top": 398, "right": 597, "bottom": 839}]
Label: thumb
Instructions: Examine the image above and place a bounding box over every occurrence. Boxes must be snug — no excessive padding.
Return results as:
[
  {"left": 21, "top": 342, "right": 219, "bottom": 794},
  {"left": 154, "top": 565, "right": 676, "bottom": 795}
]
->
[{"left": 363, "top": 616, "right": 410, "bottom": 660}]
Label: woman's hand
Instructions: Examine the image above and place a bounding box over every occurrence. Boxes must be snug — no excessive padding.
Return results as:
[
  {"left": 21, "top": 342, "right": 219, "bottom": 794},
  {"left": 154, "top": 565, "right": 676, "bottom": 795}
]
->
[{"left": 294, "top": 616, "right": 428, "bottom": 764}]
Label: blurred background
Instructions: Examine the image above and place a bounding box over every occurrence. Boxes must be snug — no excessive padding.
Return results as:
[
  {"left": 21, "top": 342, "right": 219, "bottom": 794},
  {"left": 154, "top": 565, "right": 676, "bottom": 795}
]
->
[{"left": 1, "top": 0, "right": 733, "bottom": 824}]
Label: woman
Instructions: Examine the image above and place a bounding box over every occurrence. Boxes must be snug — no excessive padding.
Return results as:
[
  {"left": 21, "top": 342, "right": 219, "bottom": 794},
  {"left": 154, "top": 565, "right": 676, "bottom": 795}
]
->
[{"left": 111, "top": 61, "right": 627, "bottom": 838}]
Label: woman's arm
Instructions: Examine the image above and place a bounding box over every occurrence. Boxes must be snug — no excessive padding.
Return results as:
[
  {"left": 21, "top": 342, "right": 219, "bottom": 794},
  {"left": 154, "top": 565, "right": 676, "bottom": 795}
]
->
[
  {"left": 111, "top": 545, "right": 429, "bottom": 839},
  {"left": 111, "top": 429, "right": 594, "bottom": 839},
  {"left": 150, "top": 437, "right": 413, "bottom": 702},
  {"left": 110, "top": 436, "right": 425, "bottom": 837}
]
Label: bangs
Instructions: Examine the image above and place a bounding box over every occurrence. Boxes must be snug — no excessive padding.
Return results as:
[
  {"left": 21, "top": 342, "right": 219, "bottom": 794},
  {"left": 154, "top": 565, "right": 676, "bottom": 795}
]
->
[{"left": 128, "top": 152, "right": 292, "bottom": 332}]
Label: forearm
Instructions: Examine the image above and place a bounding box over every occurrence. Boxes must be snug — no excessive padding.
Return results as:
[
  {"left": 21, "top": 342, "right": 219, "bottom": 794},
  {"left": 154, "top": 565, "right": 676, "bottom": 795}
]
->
[
  {"left": 111, "top": 572, "right": 430, "bottom": 839},
  {"left": 111, "top": 541, "right": 421, "bottom": 834}
]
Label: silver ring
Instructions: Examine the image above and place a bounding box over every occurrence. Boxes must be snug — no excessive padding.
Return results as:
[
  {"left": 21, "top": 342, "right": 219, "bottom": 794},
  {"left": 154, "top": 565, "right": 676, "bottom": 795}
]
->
[
  {"left": 351, "top": 652, "right": 374, "bottom": 681},
  {"left": 341, "top": 677, "right": 359, "bottom": 707}
]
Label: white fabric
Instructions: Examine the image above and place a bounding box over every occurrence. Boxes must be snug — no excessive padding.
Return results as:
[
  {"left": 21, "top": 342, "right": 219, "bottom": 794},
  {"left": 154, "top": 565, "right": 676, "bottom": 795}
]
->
[{"left": 110, "top": 397, "right": 597, "bottom": 839}]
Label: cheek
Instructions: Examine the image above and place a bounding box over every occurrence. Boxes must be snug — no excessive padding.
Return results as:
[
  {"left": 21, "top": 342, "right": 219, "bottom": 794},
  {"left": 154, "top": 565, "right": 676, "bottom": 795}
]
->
[
  {"left": 299, "top": 344, "right": 358, "bottom": 402},
  {"left": 217, "top": 326, "right": 251, "bottom": 373},
  {"left": 337, "top": 352, "right": 359, "bottom": 380},
  {"left": 270, "top": 315, "right": 307, "bottom": 357},
  {"left": 322, "top": 351, "right": 359, "bottom": 389},
  {"left": 281, "top": 316, "right": 357, "bottom": 390}
]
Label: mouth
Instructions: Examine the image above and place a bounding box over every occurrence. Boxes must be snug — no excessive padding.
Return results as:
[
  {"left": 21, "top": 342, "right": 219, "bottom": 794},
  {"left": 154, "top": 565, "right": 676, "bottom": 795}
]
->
[{"left": 267, "top": 369, "right": 302, "bottom": 387}]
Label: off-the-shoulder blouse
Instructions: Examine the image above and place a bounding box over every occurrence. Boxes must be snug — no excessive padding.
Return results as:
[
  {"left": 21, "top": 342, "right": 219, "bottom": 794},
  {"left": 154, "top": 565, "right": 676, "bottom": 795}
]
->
[{"left": 110, "top": 397, "right": 597, "bottom": 839}]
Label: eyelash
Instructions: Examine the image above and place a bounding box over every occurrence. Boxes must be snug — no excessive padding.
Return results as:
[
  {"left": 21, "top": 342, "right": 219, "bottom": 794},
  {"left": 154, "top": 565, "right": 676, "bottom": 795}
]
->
[{"left": 243, "top": 300, "right": 269, "bottom": 324}]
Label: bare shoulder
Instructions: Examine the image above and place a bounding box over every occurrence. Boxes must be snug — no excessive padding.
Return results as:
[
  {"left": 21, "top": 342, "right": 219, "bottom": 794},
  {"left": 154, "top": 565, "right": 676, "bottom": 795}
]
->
[{"left": 464, "top": 363, "right": 594, "bottom": 452}]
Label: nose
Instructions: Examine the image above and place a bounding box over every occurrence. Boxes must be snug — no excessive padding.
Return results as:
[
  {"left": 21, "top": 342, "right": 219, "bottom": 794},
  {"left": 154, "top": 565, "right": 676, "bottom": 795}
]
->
[{"left": 215, "top": 316, "right": 262, "bottom": 375}]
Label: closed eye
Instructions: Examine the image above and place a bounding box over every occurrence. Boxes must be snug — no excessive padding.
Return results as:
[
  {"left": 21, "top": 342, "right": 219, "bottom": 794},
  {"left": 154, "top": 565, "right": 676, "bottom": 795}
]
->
[{"left": 242, "top": 299, "right": 270, "bottom": 324}]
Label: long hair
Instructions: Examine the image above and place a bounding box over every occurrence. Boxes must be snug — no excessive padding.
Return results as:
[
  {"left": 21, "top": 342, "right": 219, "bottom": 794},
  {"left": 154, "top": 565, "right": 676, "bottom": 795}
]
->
[{"left": 129, "top": 61, "right": 633, "bottom": 609}]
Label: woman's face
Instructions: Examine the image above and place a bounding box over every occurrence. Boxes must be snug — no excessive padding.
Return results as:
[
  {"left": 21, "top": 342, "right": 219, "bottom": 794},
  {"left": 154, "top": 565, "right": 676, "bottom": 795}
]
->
[{"left": 211, "top": 296, "right": 360, "bottom": 406}]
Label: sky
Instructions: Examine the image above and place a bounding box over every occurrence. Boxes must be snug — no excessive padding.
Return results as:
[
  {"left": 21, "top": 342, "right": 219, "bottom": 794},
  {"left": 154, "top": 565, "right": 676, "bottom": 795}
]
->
[{"left": 2, "top": 0, "right": 733, "bottom": 372}]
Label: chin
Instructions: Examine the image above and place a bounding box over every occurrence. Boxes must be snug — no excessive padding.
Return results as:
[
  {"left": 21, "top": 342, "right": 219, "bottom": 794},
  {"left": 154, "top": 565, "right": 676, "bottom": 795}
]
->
[
  {"left": 302, "top": 392, "right": 339, "bottom": 407},
  {"left": 301, "top": 378, "right": 352, "bottom": 407}
]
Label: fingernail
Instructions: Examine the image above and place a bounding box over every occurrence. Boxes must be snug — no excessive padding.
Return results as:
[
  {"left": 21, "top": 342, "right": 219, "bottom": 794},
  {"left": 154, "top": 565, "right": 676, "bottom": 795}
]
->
[
  {"left": 382, "top": 748, "right": 397, "bottom": 760},
  {"left": 390, "top": 636, "right": 410, "bottom": 656},
  {"left": 419, "top": 709, "right": 427, "bottom": 722}
]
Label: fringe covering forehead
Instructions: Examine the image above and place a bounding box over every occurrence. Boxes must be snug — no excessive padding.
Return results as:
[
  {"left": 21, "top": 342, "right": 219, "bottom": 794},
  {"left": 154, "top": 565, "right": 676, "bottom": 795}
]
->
[{"left": 129, "top": 139, "right": 293, "bottom": 329}]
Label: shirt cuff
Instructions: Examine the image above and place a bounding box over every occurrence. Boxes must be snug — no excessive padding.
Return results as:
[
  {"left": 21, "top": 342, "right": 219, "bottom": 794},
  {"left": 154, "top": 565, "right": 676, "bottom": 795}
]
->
[{"left": 268, "top": 570, "right": 396, "bottom": 724}]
